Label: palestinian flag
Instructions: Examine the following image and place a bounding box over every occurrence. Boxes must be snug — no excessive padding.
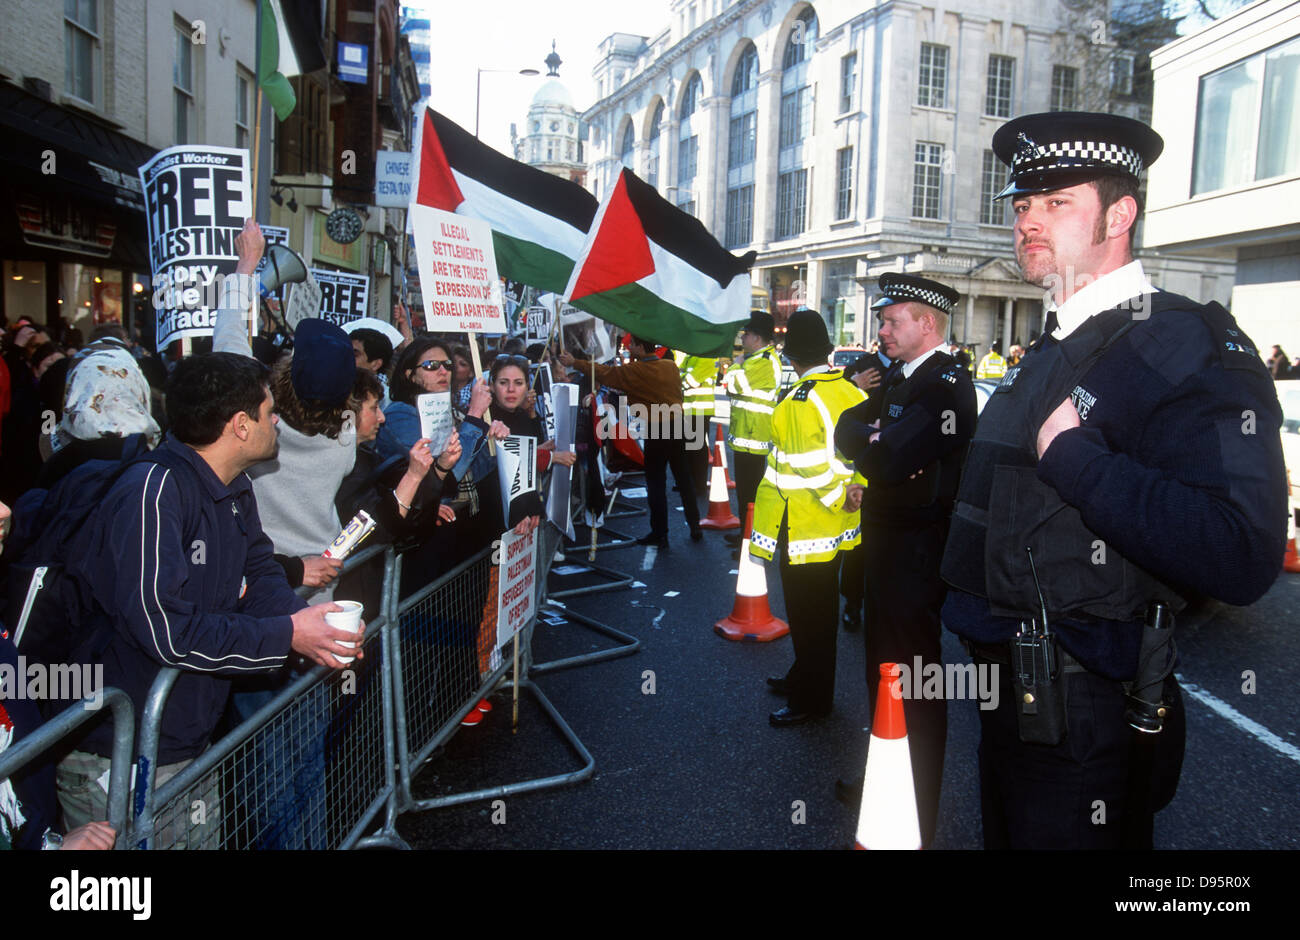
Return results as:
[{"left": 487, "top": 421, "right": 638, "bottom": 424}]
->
[
  {"left": 416, "top": 109, "right": 598, "bottom": 295},
  {"left": 563, "top": 168, "right": 756, "bottom": 357},
  {"left": 258, "top": 0, "right": 326, "bottom": 121}
]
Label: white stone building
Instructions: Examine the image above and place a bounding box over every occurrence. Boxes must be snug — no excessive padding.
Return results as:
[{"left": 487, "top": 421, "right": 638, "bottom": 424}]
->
[
  {"left": 512, "top": 45, "right": 587, "bottom": 186},
  {"left": 582, "top": 0, "right": 1235, "bottom": 354},
  {"left": 1145, "top": 0, "right": 1300, "bottom": 359}
]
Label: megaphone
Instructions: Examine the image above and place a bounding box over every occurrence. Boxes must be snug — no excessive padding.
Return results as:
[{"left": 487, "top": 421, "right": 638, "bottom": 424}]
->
[{"left": 259, "top": 244, "right": 309, "bottom": 294}]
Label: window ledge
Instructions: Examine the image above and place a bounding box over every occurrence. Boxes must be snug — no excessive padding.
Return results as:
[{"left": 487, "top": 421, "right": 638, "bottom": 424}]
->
[
  {"left": 58, "top": 94, "right": 124, "bottom": 130},
  {"left": 913, "top": 105, "right": 956, "bottom": 116},
  {"left": 830, "top": 219, "right": 858, "bottom": 229}
]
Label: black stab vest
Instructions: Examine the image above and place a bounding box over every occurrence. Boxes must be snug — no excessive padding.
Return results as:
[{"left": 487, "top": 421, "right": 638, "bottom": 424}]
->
[{"left": 940, "top": 302, "right": 1186, "bottom": 622}]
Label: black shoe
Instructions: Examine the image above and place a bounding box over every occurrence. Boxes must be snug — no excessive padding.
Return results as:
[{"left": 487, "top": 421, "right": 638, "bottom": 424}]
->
[
  {"left": 690, "top": 526, "right": 703, "bottom": 542},
  {"left": 635, "top": 532, "right": 669, "bottom": 548},
  {"left": 765, "top": 675, "right": 790, "bottom": 695},
  {"left": 834, "top": 776, "right": 864, "bottom": 804},
  {"left": 842, "top": 609, "right": 862, "bottom": 632},
  {"left": 722, "top": 532, "right": 743, "bottom": 547},
  {"left": 769, "top": 705, "right": 829, "bottom": 727}
]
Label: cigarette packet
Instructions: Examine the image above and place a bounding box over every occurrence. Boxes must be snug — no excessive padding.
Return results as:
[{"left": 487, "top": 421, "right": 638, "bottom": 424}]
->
[{"left": 323, "top": 510, "right": 377, "bottom": 560}]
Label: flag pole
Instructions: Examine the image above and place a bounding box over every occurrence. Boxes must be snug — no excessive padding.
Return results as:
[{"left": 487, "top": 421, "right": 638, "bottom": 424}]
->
[{"left": 249, "top": 0, "right": 266, "bottom": 342}]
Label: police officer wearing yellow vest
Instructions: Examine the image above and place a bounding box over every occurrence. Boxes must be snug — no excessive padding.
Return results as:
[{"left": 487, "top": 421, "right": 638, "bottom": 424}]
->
[
  {"left": 833, "top": 273, "right": 977, "bottom": 848},
  {"left": 976, "top": 342, "right": 1007, "bottom": 380},
  {"left": 677, "top": 350, "right": 717, "bottom": 496},
  {"left": 723, "top": 311, "right": 783, "bottom": 543},
  {"left": 750, "top": 310, "right": 866, "bottom": 726},
  {"left": 942, "top": 111, "right": 1288, "bottom": 848}
]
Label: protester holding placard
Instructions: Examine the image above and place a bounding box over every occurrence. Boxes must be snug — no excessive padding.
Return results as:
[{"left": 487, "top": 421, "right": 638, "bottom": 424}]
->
[{"left": 489, "top": 354, "right": 576, "bottom": 477}]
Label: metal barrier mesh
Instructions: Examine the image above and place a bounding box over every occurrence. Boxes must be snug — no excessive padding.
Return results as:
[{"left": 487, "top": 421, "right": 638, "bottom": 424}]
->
[
  {"left": 142, "top": 625, "right": 388, "bottom": 850},
  {"left": 396, "top": 547, "right": 500, "bottom": 763}
]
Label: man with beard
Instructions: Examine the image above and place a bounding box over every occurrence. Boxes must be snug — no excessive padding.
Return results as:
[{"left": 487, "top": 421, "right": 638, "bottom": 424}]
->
[
  {"left": 940, "top": 111, "right": 1287, "bottom": 848},
  {"left": 56, "top": 352, "right": 358, "bottom": 830}
]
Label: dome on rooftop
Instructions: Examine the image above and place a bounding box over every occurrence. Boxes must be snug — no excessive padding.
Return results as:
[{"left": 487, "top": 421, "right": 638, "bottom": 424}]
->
[{"left": 531, "top": 78, "right": 574, "bottom": 110}]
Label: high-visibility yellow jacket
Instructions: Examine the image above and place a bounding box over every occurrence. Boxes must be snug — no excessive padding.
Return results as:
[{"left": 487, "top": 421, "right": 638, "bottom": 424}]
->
[
  {"left": 750, "top": 370, "right": 866, "bottom": 566},
  {"left": 677, "top": 353, "right": 717, "bottom": 417},
  {"left": 976, "top": 350, "right": 1007, "bottom": 379},
  {"left": 724, "top": 343, "right": 782, "bottom": 455}
]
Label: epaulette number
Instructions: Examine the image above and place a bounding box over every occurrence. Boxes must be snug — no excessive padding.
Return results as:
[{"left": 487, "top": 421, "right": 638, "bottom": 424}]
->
[{"left": 791, "top": 381, "right": 814, "bottom": 402}]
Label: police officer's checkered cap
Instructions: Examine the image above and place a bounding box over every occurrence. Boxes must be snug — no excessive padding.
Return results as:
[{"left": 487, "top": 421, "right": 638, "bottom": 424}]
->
[
  {"left": 873, "top": 274, "right": 958, "bottom": 316},
  {"left": 991, "top": 111, "right": 1163, "bottom": 199},
  {"left": 1012, "top": 139, "right": 1144, "bottom": 178}
]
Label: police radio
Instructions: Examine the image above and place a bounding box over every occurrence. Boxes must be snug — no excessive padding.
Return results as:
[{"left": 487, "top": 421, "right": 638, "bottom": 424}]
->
[{"left": 1011, "top": 548, "right": 1068, "bottom": 745}]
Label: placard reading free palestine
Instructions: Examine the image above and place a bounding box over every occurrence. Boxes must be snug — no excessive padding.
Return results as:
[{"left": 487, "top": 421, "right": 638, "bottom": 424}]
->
[
  {"left": 410, "top": 204, "right": 507, "bottom": 334},
  {"left": 139, "top": 145, "right": 250, "bottom": 349}
]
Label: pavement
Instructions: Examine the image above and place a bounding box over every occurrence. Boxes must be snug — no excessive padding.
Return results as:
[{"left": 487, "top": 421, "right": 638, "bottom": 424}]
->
[{"left": 398, "top": 480, "right": 1300, "bottom": 851}]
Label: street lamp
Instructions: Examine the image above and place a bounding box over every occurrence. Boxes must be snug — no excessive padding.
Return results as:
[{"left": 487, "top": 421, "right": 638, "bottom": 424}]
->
[{"left": 475, "top": 67, "right": 540, "bottom": 139}]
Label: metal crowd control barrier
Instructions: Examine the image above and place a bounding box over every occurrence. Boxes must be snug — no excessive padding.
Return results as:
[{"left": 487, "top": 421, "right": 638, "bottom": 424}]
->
[
  {"left": 0, "top": 687, "right": 134, "bottom": 844},
  {"left": 388, "top": 520, "right": 595, "bottom": 815},
  {"left": 127, "top": 544, "right": 405, "bottom": 850}
]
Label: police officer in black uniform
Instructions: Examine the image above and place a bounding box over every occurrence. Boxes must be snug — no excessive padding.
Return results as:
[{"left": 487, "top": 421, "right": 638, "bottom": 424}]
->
[
  {"left": 941, "top": 111, "right": 1289, "bottom": 849},
  {"left": 838, "top": 344, "right": 891, "bottom": 633},
  {"left": 833, "top": 273, "right": 977, "bottom": 848}
]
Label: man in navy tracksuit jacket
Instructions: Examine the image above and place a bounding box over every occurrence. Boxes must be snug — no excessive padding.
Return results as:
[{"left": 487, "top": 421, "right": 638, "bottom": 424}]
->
[{"left": 56, "top": 353, "right": 360, "bottom": 831}]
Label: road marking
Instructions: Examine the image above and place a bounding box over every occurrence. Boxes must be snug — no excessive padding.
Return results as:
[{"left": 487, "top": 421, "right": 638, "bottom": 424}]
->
[
  {"left": 1177, "top": 675, "right": 1300, "bottom": 765},
  {"left": 641, "top": 547, "right": 657, "bottom": 571}
]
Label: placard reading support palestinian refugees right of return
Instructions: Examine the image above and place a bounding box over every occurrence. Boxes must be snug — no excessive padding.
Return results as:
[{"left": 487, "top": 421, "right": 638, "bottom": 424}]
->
[{"left": 495, "top": 526, "right": 537, "bottom": 652}]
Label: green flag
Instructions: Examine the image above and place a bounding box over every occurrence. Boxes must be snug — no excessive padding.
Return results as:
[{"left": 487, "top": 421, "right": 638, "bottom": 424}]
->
[{"left": 258, "top": 0, "right": 299, "bottom": 121}]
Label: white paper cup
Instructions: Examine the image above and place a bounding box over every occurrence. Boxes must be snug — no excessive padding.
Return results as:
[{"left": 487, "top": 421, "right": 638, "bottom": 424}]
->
[{"left": 324, "top": 601, "right": 364, "bottom": 665}]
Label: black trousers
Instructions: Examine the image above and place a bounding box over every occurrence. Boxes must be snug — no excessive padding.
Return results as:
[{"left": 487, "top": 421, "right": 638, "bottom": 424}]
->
[
  {"left": 643, "top": 436, "right": 701, "bottom": 539},
  {"left": 839, "top": 541, "right": 864, "bottom": 614},
  {"left": 686, "top": 417, "right": 712, "bottom": 495},
  {"left": 976, "top": 667, "right": 1185, "bottom": 849},
  {"left": 861, "top": 520, "right": 948, "bottom": 849},
  {"left": 778, "top": 520, "right": 843, "bottom": 714},
  {"left": 732, "top": 450, "right": 767, "bottom": 529}
]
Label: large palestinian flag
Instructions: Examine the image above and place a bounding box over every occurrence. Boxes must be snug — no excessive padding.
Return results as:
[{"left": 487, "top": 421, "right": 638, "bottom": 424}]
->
[
  {"left": 415, "top": 109, "right": 597, "bottom": 296},
  {"left": 563, "top": 168, "right": 755, "bottom": 357}
]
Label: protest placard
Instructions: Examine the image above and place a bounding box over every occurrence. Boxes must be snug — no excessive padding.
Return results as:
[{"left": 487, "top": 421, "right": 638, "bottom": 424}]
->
[
  {"left": 254, "top": 225, "right": 291, "bottom": 281},
  {"left": 284, "top": 270, "right": 323, "bottom": 329},
  {"left": 525, "top": 306, "right": 552, "bottom": 344},
  {"left": 139, "top": 145, "right": 250, "bottom": 349},
  {"left": 546, "top": 382, "right": 578, "bottom": 539},
  {"left": 409, "top": 204, "right": 507, "bottom": 334},
  {"left": 416, "top": 392, "right": 454, "bottom": 456},
  {"left": 535, "top": 362, "right": 556, "bottom": 441},
  {"left": 309, "top": 268, "right": 370, "bottom": 327},
  {"left": 495, "top": 527, "right": 537, "bottom": 651},
  {"left": 496, "top": 434, "right": 537, "bottom": 525}
]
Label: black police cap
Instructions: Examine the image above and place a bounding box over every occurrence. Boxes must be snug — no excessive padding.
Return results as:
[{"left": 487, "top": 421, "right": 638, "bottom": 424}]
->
[
  {"left": 870, "top": 273, "right": 959, "bottom": 316},
  {"left": 991, "top": 111, "right": 1164, "bottom": 200}
]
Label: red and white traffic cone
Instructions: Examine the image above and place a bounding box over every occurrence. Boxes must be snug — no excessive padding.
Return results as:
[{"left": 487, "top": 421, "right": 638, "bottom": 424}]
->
[
  {"left": 715, "top": 504, "right": 789, "bottom": 642},
  {"left": 698, "top": 439, "right": 740, "bottom": 530},
  {"left": 712, "top": 423, "right": 736, "bottom": 489},
  {"left": 1284, "top": 471, "right": 1300, "bottom": 573},
  {"left": 854, "top": 663, "right": 922, "bottom": 850}
]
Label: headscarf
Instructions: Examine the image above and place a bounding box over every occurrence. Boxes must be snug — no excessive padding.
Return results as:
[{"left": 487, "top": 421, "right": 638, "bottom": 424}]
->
[{"left": 50, "top": 338, "right": 161, "bottom": 454}]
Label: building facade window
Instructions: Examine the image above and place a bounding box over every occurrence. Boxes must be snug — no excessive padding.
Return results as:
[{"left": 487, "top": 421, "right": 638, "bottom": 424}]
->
[
  {"left": 236, "top": 69, "right": 252, "bottom": 150},
  {"left": 619, "top": 120, "right": 635, "bottom": 171},
  {"left": 726, "top": 43, "right": 759, "bottom": 247},
  {"left": 912, "top": 142, "right": 943, "bottom": 219},
  {"left": 980, "top": 149, "right": 1006, "bottom": 225},
  {"left": 64, "top": 0, "right": 100, "bottom": 104},
  {"left": 917, "top": 43, "right": 948, "bottom": 108},
  {"left": 986, "top": 55, "right": 1014, "bottom": 118},
  {"left": 677, "top": 73, "right": 702, "bottom": 208},
  {"left": 1051, "top": 65, "right": 1077, "bottom": 111},
  {"left": 840, "top": 52, "right": 857, "bottom": 113},
  {"left": 1112, "top": 52, "right": 1135, "bottom": 96},
  {"left": 1193, "top": 35, "right": 1300, "bottom": 195},
  {"left": 276, "top": 76, "right": 329, "bottom": 176},
  {"left": 647, "top": 101, "right": 663, "bottom": 189},
  {"left": 174, "top": 21, "right": 194, "bottom": 144},
  {"left": 775, "top": 9, "right": 817, "bottom": 240},
  {"left": 835, "top": 146, "right": 853, "bottom": 220}
]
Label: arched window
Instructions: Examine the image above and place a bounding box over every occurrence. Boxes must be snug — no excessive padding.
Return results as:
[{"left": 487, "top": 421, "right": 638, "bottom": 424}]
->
[
  {"left": 619, "top": 121, "right": 635, "bottom": 171},
  {"left": 647, "top": 102, "right": 663, "bottom": 188},
  {"left": 677, "top": 73, "right": 703, "bottom": 214},
  {"left": 725, "top": 44, "right": 759, "bottom": 248},
  {"left": 776, "top": 8, "right": 818, "bottom": 239}
]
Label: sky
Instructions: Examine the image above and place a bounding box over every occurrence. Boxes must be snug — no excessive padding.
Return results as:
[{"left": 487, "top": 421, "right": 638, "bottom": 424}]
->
[{"left": 408, "top": 0, "right": 672, "bottom": 156}]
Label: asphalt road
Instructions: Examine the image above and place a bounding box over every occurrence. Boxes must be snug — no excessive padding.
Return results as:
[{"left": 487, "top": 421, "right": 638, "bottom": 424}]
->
[{"left": 399, "top": 481, "right": 1300, "bottom": 852}]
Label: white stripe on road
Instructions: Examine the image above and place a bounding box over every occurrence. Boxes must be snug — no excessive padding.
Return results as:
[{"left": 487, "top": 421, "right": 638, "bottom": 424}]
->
[
  {"left": 1177, "top": 674, "right": 1300, "bottom": 765},
  {"left": 641, "top": 547, "right": 658, "bottom": 571}
]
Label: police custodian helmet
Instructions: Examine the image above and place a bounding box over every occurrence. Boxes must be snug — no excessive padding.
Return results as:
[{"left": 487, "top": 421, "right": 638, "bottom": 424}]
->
[{"left": 991, "top": 111, "right": 1164, "bottom": 200}]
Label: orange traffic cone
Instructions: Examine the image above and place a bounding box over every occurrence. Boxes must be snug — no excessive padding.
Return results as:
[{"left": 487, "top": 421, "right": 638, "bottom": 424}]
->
[
  {"left": 715, "top": 504, "right": 789, "bottom": 642},
  {"left": 698, "top": 439, "right": 740, "bottom": 530},
  {"left": 854, "top": 663, "right": 922, "bottom": 850},
  {"left": 711, "top": 423, "right": 736, "bottom": 489}
]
